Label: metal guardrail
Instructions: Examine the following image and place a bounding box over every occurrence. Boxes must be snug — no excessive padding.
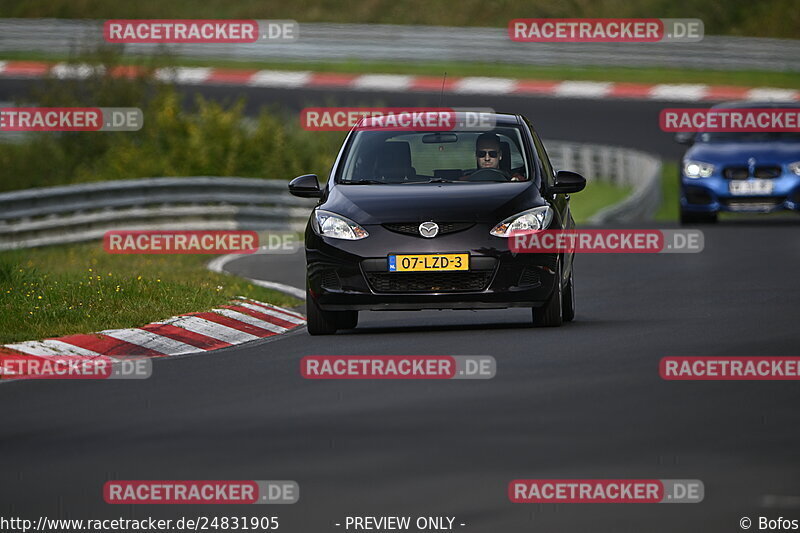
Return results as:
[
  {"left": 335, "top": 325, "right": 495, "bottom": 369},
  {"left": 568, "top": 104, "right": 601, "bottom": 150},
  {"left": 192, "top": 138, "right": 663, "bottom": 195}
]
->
[
  {"left": 546, "top": 141, "right": 662, "bottom": 224},
  {"left": 0, "top": 177, "right": 316, "bottom": 250},
  {"left": 0, "top": 142, "right": 661, "bottom": 250},
  {"left": 0, "top": 19, "right": 798, "bottom": 72}
]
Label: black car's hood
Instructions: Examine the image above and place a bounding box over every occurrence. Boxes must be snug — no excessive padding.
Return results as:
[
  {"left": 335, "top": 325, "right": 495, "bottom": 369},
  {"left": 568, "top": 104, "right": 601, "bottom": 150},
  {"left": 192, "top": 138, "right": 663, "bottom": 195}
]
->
[{"left": 321, "top": 182, "right": 543, "bottom": 224}]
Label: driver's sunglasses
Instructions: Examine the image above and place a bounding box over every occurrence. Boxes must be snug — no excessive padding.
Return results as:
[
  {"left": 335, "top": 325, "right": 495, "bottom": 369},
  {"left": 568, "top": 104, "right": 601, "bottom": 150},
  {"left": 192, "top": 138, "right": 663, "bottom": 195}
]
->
[{"left": 476, "top": 150, "right": 498, "bottom": 158}]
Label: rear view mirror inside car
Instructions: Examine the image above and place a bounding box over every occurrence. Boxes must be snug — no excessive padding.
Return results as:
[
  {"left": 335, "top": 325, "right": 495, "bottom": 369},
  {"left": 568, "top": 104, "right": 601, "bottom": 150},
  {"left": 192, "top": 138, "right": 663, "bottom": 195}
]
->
[{"left": 422, "top": 133, "right": 458, "bottom": 143}]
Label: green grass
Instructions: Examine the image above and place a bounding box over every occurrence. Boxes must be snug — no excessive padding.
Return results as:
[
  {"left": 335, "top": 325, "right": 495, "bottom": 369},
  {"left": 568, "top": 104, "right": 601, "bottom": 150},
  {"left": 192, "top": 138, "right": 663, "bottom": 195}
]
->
[
  {"left": 3, "top": 51, "right": 799, "bottom": 89},
  {"left": 0, "top": 242, "right": 301, "bottom": 344},
  {"left": 655, "top": 161, "right": 680, "bottom": 221},
  {"left": 571, "top": 179, "right": 633, "bottom": 223},
  {"left": 1, "top": 0, "right": 797, "bottom": 39}
]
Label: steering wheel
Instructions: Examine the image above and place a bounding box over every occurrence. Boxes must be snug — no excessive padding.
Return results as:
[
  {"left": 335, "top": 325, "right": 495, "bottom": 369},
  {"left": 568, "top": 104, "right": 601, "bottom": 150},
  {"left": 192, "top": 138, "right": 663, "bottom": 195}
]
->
[{"left": 466, "top": 168, "right": 510, "bottom": 182}]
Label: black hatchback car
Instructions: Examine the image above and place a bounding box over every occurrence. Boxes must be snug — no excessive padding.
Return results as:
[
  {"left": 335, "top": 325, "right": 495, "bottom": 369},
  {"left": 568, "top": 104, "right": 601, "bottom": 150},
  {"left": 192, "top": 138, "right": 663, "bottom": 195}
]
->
[{"left": 289, "top": 112, "right": 586, "bottom": 334}]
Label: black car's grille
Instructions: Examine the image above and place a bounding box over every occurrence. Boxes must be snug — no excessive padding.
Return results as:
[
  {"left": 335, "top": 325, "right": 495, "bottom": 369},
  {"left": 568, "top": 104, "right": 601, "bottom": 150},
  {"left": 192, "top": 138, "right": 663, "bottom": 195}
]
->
[
  {"left": 517, "top": 267, "right": 541, "bottom": 288},
  {"left": 382, "top": 222, "right": 474, "bottom": 237},
  {"left": 365, "top": 271, "right": 492, "bottom": 293},
  {"left": 721, "top": 196, "right": 785, "bottom": 211},
  {"left": 723, "top": 166, "right": 782, "bottom": 179},
  {"left": 320, "top": 270, "right": 342, "bottom": 290}
]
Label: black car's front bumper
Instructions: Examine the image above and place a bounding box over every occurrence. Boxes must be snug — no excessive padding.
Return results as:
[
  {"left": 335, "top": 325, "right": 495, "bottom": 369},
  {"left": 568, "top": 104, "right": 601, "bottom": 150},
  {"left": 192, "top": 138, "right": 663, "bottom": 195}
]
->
[{"left": 305, "top": 224, "right": 561, "bottom": 311}]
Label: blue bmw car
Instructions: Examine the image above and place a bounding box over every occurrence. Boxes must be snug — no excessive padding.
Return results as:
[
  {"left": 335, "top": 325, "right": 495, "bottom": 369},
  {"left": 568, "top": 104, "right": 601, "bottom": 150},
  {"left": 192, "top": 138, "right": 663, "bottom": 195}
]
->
[{"left": 676, "top": 101, "right": 800, "bottom": 224}]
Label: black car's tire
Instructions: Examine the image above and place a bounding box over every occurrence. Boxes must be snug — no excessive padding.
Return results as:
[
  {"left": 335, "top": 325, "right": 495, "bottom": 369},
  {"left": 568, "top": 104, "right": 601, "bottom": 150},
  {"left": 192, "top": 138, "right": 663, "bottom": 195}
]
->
[
  {"left": 562, "top": 267, "right": 575, "bottom": 322},
  {"left": 533, "top": 263, "right": 563, "bottom": 327},
  {"left": 680, "top": 209, "right": 718, "bottom": 225},
  {"left": 306, "top": 287, "right": 338, "bottom": 335},
  {"left": 336, "top": 310, "right": 359, "bottom": 330}
]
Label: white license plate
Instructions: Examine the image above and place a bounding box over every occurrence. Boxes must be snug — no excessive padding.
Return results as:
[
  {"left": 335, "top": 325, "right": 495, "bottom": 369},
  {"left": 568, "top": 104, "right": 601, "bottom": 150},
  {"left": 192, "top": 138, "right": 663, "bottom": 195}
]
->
[{"left": 729, "top": 180, "right": 774, "bottom": 195}]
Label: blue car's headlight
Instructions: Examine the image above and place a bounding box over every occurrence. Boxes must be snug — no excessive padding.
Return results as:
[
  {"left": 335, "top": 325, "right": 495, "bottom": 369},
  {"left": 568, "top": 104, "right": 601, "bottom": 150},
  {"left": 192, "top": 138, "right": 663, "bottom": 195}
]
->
[
  {"left": 789, "top": 161, "right": 800, "bottom": 176},
  {"left": 490, "top": 206, "right": 553, "bottom": 237},
  {"left": 683, "top": 160, "right": 715, "bottom": 178},
  {"left": 312, "top": 209, "right": 369, "bottom": 240}
]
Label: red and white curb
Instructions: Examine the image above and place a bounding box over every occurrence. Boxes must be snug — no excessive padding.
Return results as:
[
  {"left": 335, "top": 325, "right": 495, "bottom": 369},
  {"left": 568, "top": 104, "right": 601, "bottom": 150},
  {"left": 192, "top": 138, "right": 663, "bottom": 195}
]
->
[
  {"left": 0, "top": 297, "right": 305, "bottom": 378},
  {"left": 0, "top": 60, "right": 797, "bottom": 102}
]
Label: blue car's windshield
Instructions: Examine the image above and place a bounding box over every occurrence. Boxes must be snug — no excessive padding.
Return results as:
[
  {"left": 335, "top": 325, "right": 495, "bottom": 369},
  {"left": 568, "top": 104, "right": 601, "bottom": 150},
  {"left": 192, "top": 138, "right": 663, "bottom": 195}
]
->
[{"left": 337, "top": 127, "right": 532, "bottom": 184}]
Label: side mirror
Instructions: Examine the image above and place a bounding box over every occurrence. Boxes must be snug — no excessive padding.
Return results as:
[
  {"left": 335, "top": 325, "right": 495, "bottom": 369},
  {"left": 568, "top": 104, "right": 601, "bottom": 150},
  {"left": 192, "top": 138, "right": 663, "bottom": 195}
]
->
[
  {"left": 288, "top": 174, "right": 322, "bottom": 198},
  {"left": 675, "top": 132, "right": 695, "bottom": 145},
  {"left": 551, "top": 170, "right": 586, "bottom": 194}
]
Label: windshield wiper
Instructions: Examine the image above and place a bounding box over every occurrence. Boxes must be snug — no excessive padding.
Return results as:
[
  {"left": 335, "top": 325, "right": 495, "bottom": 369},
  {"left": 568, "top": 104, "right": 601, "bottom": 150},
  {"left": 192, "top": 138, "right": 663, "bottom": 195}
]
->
[
  {"left": 403, "top": 178, "right": 452, "bottom": 184},
  {"left": 345, "top": 179, "right": 387, "bottom": 184}
]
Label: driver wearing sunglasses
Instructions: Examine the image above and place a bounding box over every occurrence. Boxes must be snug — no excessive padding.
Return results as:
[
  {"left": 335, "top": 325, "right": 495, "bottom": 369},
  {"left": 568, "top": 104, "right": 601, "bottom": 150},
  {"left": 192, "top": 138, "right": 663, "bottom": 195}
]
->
[{"left": 463, "top": 132, "right": 525, "bottom": 181}]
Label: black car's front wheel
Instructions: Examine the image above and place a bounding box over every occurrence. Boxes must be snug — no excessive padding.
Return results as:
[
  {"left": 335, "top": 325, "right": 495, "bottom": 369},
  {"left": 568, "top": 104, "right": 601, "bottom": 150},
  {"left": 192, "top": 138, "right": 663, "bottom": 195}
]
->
[
  {"left": 306, "top": 286, "right": 339, "bottom": 335},
  {"left": 532, "top": 262, "right": 564, "bottom": 327},
  {"left": 336, "top": 310, "right": 359, "bottom": 330},
  {"left": 562, "top": 267, "right": 575, "bottom": 322}
]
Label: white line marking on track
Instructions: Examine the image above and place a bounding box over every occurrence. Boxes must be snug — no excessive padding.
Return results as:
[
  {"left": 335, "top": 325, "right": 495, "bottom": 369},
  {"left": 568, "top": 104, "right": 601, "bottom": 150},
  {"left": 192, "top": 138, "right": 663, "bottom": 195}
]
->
[
  {"left": 746, "top": 88, "right": 800, "bottom": 101},
  {"left": 455, "top": 77, "right": 517, "bottom": 94},
  {"left": 236, "top": 301, "right": 305, "bottom": 325},
  {"left": 100, "top": 329, "right": 198, "bottom": 355},
  {"left": 4, "top": 339, "right": 100, "bottom": 357},
  {"left": 248, "top": 70, "right": 312, "bottom": 87},
  {"left": 50, "top": 63, "right": 99, "bottom": 79},
  {"left": 353, "top": 74, "right": 412, "bottom": 91},
  {"left": 207, "top": 252, "right": 306, "bottom": 300},
  {"left": 649, "top": 84, "right": 708, "bottom": 101},
  {"left": 163, "top": 316, "right": 261, "bottom": 344},
  {"left": 212, "top": 308, "right": 287, "bottom": 334},
  {"left": 154, "top": 67, "right": 213, "bottom": 84},
  {"left": 555, "top": 81, "right": 613, "bottom": 98}
]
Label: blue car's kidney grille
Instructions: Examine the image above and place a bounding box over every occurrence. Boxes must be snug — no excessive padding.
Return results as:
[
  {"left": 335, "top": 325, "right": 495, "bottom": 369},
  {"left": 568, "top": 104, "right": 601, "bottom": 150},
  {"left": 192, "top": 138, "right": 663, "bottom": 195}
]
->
[
  {"left": 382, "top": 222, "right": 474, "bottom": 237},
  {"left": 723, "top": 166, "right": 781, "bottom": 179},
  {"left": 723, "top": 167, "right": 749, "bottom": 180},
  {"left": 365, "top": 271, "right": 492, "bottom": 292},
  {"left": 754, "top": 166, "right": 781, "bottom": 179}
]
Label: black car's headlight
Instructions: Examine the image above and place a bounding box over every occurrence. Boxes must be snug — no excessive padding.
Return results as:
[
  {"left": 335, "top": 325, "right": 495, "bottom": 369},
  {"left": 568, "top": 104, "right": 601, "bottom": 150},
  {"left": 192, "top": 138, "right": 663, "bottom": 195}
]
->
[
  {"left": 311, "top": 209, "right": 369, "bottom": 240},
  {"left": 789, "top": 161, "right": 800, "bottom": 176},
  {"left": 683, "top": 160, "right": 715, "bottom": 178},
  {"left": 490, "top": 206, "right": 553, "bottom": 237}
]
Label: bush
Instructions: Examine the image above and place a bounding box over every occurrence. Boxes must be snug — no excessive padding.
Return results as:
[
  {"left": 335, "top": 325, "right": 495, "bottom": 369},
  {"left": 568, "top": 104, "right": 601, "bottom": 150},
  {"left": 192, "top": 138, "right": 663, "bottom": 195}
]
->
[{"left": 0, "top": 53, "right": 345, "bottom": 192}]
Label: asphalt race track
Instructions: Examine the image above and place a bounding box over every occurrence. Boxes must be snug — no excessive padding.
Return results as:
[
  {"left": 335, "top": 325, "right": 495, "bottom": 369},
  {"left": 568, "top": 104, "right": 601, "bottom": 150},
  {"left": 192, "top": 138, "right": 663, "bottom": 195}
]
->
[{"left": 1, "top": 80, "right": 799, "bottom": 532}]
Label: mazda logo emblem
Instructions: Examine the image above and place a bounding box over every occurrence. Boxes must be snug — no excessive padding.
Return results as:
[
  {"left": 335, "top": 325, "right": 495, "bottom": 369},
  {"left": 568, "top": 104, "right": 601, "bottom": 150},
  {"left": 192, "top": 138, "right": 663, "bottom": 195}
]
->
[{"left": 419, "top": 221, "right": 439, "bottom": 238}]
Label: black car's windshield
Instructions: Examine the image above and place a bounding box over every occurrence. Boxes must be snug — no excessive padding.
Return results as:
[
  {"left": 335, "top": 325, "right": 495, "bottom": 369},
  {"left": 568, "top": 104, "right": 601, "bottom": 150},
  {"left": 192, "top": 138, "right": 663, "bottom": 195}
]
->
[
  {"left": 337, "top": 128, "right": 532, "bottom": 184},
  {"left": 698, "top": 132, "right": 800, "bottom": 143}
]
